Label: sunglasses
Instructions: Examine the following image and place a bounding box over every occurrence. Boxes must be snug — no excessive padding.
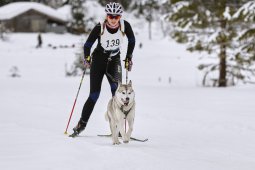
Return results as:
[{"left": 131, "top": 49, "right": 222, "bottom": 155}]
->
[{"left": 107, "top": 15, "right": 121, "bottom": 20}]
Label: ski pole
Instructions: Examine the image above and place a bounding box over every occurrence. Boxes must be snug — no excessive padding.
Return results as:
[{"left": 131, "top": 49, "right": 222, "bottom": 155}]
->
[
  {"left": 126, "top": 69, "right": 128, "bottom": 85},
  {"left": 125, "top": 69, "right": 128, "bottom": 133},
  {"left": 64, "top": 69, "right": 86, "bottom": 135}
]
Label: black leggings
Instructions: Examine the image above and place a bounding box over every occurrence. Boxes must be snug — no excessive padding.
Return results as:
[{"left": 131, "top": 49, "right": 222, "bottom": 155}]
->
[{"left": 81, "top": 49, "right": 122, "bottom": 122}]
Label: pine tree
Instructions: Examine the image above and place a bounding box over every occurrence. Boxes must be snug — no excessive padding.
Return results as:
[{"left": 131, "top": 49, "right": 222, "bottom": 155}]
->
[
  {"left": 65, "top": 39, "right": 88, "bottom": 77},
  {"left": 0, "top": 0, "right": 11, "bottom": 6},
  {"left": 98, "top": 0, "right": 130, "bottom": 10},
  {"left": 40, "top": 0, "right": 63, "bottom": 8},
  {"left": 70, "top": 0, "right": 85, "bottom": 34},
  {"left": 144, "top": 0, "right": 160, "bottom": 40},
  {"left": 233, "top": 0, "right": 255, "bottom": 85},
  {"left": 98, "top": 0, "right": 107, "bottom": 6},
  {"left": 138, "top": 1, "right": 144, "bottom": 15},
  {"left": 167, "top": 0, "right": 255, "bottom": 87}
]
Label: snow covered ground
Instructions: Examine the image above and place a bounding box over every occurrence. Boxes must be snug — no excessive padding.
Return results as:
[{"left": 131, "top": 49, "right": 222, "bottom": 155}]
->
[{"left": 1, "top": 18, "right": 255, "bottom": 170}]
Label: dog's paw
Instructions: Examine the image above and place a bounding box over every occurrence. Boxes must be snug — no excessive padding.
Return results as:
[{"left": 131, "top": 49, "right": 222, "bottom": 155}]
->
[
  {"left": 113, "top": 141, "right": 121, "bottom": 145},
  {"left": 113, "top": 139, "right": 121, "bottom": 145},
  {"left": 122, "top": 135, "right": 128, "bottom": 142}
]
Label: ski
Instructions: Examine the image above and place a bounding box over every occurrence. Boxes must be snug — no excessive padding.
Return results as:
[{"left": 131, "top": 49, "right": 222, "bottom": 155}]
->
[
  {"left": 97, "top": 134, "right": 148, "bottom": 142},
  {"left": 130, "top": 137, "right": 148, "bottom": 142}
]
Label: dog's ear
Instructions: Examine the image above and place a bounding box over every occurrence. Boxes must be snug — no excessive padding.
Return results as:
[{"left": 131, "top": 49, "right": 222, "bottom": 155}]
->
[{"left": 128, "top": 80, "right": 132, "bottom": 86}]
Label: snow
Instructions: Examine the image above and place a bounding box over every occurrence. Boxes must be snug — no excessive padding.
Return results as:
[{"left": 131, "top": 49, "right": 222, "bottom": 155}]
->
[
  {"left": 83, "top": 1, "right": 106, "bottom": 21},
  {"left": 1, "top": 4, "right": 255, "bottom": 170},
  {"left": 57, "top": 1, "right": 106, "bottom": 22},
  {"left": 56, "top": 5, "right": 72, "bottom": 21},
  {"left": 223, "top": 6, "right": 232, "bottom": 20},
  {"left": 233, "top": 1, "right": 255, "bottom": 20},
  {"left": 0, "top": 2, "right": 66, "bottom": 22},
  {"left": 208, "top": 30, "right": 221, "bottom": 42},
  {"left": 172, "top": 1, "right": 190, "bottom": 13}
]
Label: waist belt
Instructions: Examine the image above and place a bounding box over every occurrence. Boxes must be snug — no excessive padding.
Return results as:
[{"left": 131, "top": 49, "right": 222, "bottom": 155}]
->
[{"left": 97, "top": 45, "right": 120, "bottom": 57}]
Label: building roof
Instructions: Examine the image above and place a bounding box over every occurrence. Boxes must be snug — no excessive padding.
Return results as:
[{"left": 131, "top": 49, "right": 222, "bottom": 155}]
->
[{"left": 0, "top": 2, "right": 67, "bottom": 22}]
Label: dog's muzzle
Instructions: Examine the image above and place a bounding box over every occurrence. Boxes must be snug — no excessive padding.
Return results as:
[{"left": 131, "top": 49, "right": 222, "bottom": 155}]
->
[{"left": 121, "top": 98, "right": 129, "bottom": 106}]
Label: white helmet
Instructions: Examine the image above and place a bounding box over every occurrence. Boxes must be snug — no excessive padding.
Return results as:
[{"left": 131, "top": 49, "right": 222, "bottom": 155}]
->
[{"left": 105, "top": 2, "right": 123, "bottom": 16}]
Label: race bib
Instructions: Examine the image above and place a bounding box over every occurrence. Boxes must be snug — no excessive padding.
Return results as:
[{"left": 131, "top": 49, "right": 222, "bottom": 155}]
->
[{"left": 101, "top": 28, "right": 123, "bottom": 51}]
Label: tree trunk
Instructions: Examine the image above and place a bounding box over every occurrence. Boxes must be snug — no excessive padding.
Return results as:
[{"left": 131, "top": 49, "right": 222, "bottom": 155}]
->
[
  {"left": 218, "top": 19, "right": 227, "bottom": 87},
  {"left": 148, "top": 6, "right": 152, "bottom": 40},
  {"left": 219, "top": 43, "right": 227, "bottom": 87}
]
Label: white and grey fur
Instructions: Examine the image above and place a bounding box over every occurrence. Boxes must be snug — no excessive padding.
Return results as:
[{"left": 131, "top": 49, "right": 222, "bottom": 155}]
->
[{"left": 105, "top": 80, "right": 135, "bottom": 145}]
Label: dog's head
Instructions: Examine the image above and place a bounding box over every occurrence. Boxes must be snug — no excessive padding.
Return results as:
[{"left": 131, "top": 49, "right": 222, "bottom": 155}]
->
[{"left": 115, "top": 80, "right": 135, "bottom": 106}]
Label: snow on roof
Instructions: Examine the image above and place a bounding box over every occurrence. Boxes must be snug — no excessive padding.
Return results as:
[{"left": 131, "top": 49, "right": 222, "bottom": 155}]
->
[
  {"left": 56, "top": 5, "right": 72, "bottom": 21},
  {"left": 0, "top": 2, "right": 67, "bottom": 22}
]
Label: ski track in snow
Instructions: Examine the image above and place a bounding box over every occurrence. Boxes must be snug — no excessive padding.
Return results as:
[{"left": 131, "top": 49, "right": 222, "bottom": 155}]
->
[{"left": 1, "top": 24, "right": 255, "bottom": 170}]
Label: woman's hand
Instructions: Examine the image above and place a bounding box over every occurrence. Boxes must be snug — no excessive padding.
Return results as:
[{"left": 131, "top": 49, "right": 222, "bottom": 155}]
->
[
  {"left": 124, "top": 57, "right": 133, "bottom": 71},
  {"left": 84, "top": 56, "right": 91, "bottom": 68}
]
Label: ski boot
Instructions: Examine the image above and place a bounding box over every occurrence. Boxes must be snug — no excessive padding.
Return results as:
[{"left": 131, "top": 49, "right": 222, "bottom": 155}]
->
[{"left": 69, "top": 119, "right": 87, "bottom": 138}]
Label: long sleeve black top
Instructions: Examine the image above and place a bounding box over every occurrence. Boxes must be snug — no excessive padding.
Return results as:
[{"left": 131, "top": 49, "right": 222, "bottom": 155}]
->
[{"left": 83, "top": 20, "right": 136, "bottom": 59}]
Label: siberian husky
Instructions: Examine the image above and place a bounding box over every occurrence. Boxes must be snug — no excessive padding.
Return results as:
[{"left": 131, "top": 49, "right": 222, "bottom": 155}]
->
[{"left": 105, "top": 80, "right": 135, "bottom": 145}]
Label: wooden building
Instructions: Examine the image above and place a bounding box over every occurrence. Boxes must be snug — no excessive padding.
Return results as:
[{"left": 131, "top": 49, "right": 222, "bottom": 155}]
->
[{"left": 0, "top": 2, "right": 67, "bottom": 33}]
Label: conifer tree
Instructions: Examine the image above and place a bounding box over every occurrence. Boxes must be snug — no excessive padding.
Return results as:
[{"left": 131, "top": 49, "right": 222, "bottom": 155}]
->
[
  {"left": 70, "top": 0, "right": 85, "bottom": 34},
  {"left": 144, "top": 0, "right": 159, "bottom": 40},
  {"left": 167, "top": 0, "right": 255, "bottom": 86},
  {"left": 98, "top": 0, "right": 130, "bottom": 10}
]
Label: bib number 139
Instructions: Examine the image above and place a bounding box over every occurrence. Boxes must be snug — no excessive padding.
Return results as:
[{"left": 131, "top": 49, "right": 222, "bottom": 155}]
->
[{"left": 106, "top": 39, "right": 120, "bottom": 48}]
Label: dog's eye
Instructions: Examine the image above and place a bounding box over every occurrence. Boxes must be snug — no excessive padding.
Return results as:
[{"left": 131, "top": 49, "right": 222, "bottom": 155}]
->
[
  {"left": 122, "top": 92, "right": 125, "bottom": 94},
  {"left": 128, "top": 92, "right": 131, "bottom": 94}
]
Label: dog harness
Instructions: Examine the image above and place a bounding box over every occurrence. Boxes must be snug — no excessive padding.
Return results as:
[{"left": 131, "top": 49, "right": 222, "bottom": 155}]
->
[
  {"left": 120, "top": 105, "right": 132, "bottom": 119},
  {"left": 113, "top": 96, "right": 133, "bottom": 119}
]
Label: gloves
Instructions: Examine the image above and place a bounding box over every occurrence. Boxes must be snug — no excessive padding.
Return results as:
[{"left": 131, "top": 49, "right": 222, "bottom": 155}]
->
[
  {"left": 83, "top": 56, "right": 91, "bottom": 68},
  {"left": 124, "top": 56, "right": 133, "bottom": 71}
]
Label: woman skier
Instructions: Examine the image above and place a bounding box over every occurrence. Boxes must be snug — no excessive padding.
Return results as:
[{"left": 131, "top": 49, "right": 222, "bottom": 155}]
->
[{"left": 70, "top": 2, "right": 136, "bottom": 137}]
